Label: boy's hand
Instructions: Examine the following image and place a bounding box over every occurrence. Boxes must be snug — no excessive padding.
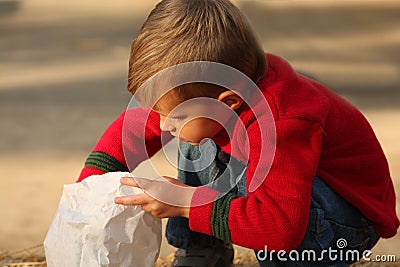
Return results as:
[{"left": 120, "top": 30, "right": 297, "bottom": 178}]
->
[{"left": 114, "top": 176, "right": 195, "bottom": 219}]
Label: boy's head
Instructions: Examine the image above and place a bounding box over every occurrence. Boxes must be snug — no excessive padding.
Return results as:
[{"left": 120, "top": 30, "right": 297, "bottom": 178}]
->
[
  {"left": 128, "top": 0, "right": 265, "bottom": 99},
  {"left": 127, "top": 0, "right": 266, "bottom": 145}
]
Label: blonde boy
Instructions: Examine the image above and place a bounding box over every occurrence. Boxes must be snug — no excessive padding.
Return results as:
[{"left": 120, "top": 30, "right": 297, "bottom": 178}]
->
[{"left": 79, "top": 0, "right": 399, "bottom": 266}]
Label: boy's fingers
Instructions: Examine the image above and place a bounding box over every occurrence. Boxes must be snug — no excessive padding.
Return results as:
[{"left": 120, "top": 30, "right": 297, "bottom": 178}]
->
[
  {"left": 120, "top": 176, "right": 154, "bottom": 189},
  {"left": 114, "top": 193, "right": 150, "bottom": 206},
  {"left": 120, "top": 176, "right": 139, "bottom": 187},
  {"left": 119, "top": 176, "right": 194, "bottom": 207}
]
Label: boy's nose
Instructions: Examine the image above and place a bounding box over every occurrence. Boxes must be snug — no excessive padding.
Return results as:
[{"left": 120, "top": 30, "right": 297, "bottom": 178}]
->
[{"left": 160, "top": 116, "right": 176, "bottom": 134}]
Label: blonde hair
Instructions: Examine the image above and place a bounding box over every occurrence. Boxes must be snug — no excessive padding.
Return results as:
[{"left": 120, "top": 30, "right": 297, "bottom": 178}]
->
[{"left": 127, "top": 0, "right": 266, "bottom": 100}]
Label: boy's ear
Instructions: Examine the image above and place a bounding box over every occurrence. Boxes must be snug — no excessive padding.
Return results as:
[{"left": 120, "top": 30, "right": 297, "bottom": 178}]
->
[{"left": 217, "top": 91, "right": 244, "bottom": 111}]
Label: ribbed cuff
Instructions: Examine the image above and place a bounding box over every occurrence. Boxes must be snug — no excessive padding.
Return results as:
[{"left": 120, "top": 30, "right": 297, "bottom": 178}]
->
[
  {"left": 211, "top": 193, "right": 238, "bottom": 243},
  {"left": 84, "top": 151, "right": 129, "bottom": 173},
  {"left": 189, "top": 186, "right": 220, "bottom": 236}
]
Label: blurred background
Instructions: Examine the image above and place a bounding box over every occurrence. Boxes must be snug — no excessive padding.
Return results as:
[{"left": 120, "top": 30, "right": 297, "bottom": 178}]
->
[{"left": 0, "top": 0, "right": 399, "bottom": 260}]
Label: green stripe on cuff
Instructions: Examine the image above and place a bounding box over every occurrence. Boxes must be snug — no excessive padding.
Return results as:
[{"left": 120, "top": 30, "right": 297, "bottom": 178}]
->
[
  {"left": 211, "top": 193, "right": 238, "bottom": 243},
  {"left": 84, "top": 151, "right": 128, "bottom": 173}
]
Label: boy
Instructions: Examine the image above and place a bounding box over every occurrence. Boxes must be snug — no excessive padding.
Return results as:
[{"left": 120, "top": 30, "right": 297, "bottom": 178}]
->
[{"left": 78, "top": 0, "right": 399, "bottom": 266}]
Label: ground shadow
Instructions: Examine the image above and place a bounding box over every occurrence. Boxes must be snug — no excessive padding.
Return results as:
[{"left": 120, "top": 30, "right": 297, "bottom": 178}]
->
[
  {"left": 238, "top": 1, "right": 400, "bottom": 108},
  {"left": 0, "top": 0, "right": 21, "bottom": 17}
]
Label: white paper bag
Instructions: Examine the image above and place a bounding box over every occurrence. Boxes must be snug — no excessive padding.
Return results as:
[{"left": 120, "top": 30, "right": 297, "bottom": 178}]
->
[{"left": 44, "top": 172, "right": 162, "bottom": 267}]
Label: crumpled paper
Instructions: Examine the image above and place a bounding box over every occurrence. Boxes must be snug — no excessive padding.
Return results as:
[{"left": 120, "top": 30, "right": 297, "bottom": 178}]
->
[{"left": 44, "top": 172, "right": 162, "bottom": 267}]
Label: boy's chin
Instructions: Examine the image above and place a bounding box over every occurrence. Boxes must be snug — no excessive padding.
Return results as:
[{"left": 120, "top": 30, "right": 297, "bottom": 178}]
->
[
  {"left": 178, "top": 137, "right": 212, "bottom": 146},
  {"left": 178, "top": 136, "right": 199, "bottom": 146}
]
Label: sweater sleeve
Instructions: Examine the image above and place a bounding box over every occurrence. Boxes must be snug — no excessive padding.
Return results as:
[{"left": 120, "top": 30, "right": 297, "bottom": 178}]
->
[
  {"left": 189, "top": 119, "right": 323, "bottom": 251},
  {"left": 77, "top": 108, "right": 169, "bottom": 182}
]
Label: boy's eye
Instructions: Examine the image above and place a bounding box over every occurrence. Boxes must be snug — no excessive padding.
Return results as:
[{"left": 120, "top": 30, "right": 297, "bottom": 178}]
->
[
  {"left": 159, "top": 114, "right": 185, "bottom": 121},
  {"left": 171, "top": 115, "right": 186, "bottom": 121}
]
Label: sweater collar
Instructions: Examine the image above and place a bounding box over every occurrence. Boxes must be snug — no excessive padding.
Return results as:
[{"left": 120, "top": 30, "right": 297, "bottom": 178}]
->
[{"left": 211, "top": 53, "right": 295, "bottom": 157}]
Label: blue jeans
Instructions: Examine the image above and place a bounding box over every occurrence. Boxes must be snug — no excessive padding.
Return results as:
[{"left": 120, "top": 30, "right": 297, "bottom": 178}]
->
[{"left": 166, "top": 141, "right": 380, "bottom": 266}]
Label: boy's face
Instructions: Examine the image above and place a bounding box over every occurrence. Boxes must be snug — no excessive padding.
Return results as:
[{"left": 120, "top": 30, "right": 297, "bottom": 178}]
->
[{"left": 155, "top": 95, "right": 224, "bottom": 146}]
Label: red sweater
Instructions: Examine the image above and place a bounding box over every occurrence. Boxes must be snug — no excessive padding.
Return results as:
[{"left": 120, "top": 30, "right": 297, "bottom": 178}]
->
[{"left": 78, "top": 54, "right": 399, "bottom": 251}]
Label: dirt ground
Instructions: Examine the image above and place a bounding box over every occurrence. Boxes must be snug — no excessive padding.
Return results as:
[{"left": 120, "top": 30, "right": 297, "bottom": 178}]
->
[{"left": 0, "top": 0, "right": 399, "bottom": 263}]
